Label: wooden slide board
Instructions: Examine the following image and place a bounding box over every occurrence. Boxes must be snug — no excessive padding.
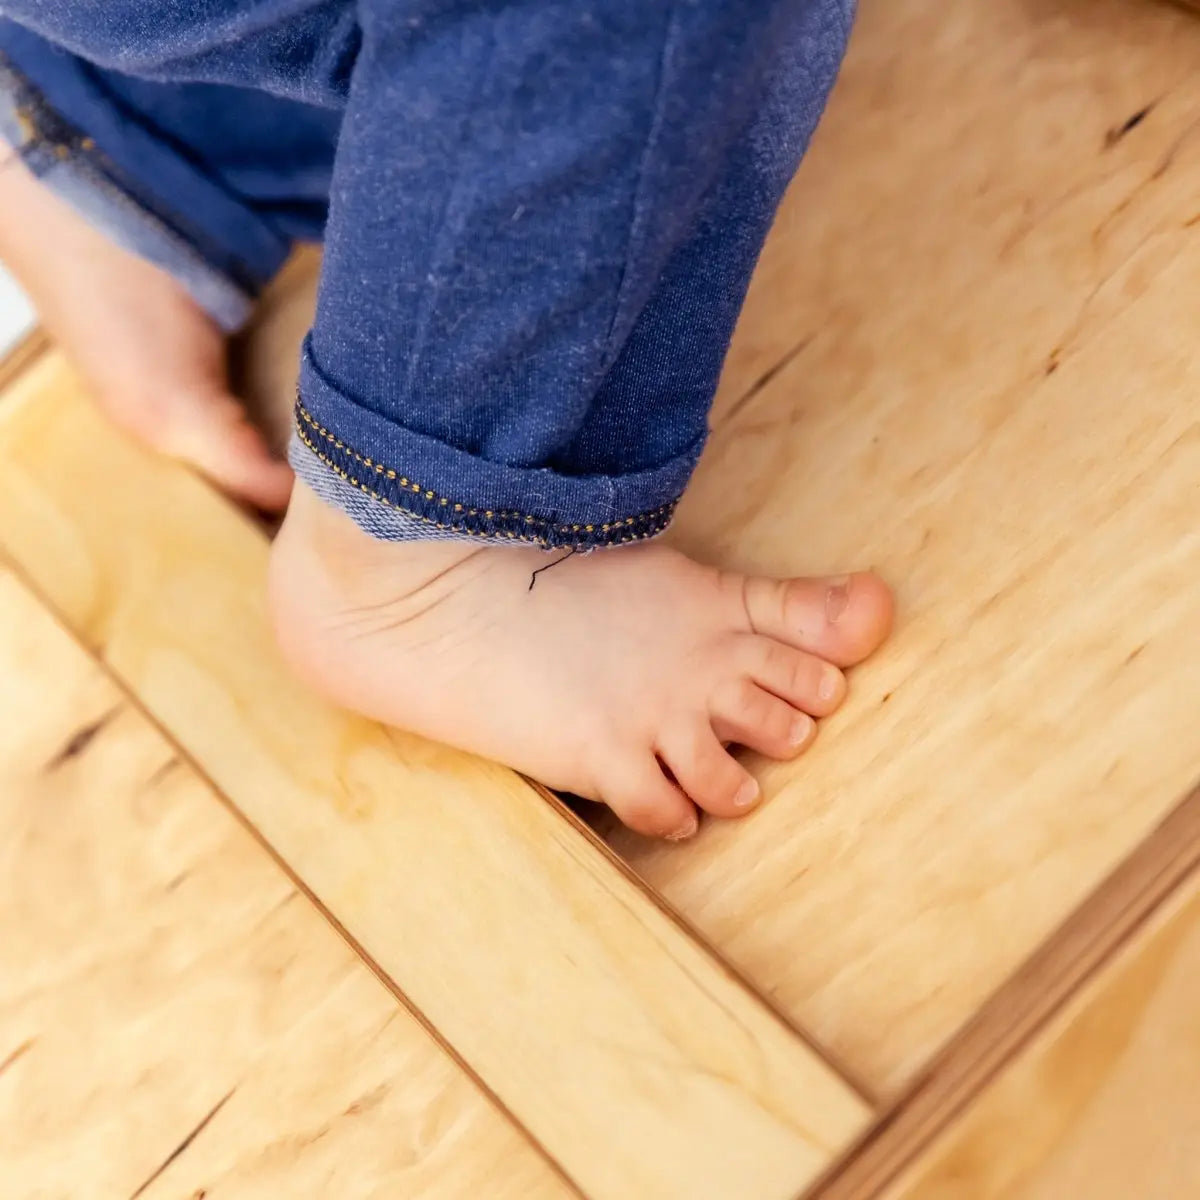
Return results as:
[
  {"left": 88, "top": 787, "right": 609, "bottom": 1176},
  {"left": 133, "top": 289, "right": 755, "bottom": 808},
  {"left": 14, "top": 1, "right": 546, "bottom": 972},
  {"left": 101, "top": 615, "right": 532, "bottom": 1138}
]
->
[
  {"left": 0, "top": 353, "right": 870, "bottom": 1200},
  {"left": 0, "top": 565, "right": 568, "bottom": 1200},
  {"left": 606, "top": 0, "right": 1200, "bottom": 1099},
  {"left": 891, "top": 796, "right": 1200, "bottom": 1199}
]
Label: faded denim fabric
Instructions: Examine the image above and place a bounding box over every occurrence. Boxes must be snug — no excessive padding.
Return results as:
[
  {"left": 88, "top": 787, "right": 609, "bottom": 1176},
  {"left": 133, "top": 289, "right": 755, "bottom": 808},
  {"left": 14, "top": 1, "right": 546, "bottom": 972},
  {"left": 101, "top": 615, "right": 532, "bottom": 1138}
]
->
[{"left": 0, "top": 0, "right": 852, "bottom": 548}]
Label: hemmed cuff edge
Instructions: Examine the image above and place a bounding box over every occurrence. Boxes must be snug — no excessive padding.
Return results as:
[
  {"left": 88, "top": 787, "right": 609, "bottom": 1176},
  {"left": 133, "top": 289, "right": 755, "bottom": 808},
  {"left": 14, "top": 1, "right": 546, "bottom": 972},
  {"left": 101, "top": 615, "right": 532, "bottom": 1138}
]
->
[{"left": 290, "top": 406, "right": 685, "bottom": 552}]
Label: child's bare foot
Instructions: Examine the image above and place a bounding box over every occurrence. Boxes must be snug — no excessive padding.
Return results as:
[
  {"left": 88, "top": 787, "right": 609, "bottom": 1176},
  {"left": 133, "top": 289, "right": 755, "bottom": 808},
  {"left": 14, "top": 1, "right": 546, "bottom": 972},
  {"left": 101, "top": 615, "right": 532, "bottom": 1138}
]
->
[
  {"left": 0, "top": 144, "right": 292, "bottom": 510},
  {"left": 269, "top": 483, "right": 893, "bottom": 839}
]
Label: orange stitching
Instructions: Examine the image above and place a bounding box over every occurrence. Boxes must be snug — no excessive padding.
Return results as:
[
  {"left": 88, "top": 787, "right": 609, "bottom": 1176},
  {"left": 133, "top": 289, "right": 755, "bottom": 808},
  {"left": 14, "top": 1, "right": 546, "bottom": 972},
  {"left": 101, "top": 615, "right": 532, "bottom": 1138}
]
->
[
  {"left": 294, "top": 422, "right": 673, "bottom": 548},
  {"left": 294, "top": 402, "right": 676, "bottom": 539}
]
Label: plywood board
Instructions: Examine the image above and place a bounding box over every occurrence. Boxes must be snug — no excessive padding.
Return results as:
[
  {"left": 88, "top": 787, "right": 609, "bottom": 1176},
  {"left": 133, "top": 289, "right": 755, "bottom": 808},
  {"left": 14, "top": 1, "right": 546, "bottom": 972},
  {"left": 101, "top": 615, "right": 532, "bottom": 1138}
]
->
[
  {"left": 0, "top": 352, "right": 871, "bottom": 1200},
  {"left": 603, "top": 0, "right": 1200, "bottom": 1096},
  {"left": 891, "top": 823, "right": 1200, "bottom": 1199},
  {"left": 809, "top": 784, "right": 1200, "bottom": 1199},
  {"left": 0, "top": 566, "right": 567, "bottom": 1200}
]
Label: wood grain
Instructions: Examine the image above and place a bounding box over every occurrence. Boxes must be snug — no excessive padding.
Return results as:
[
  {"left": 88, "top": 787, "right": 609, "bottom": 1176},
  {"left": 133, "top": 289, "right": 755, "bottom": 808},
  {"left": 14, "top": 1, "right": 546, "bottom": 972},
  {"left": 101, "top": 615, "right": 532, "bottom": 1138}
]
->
[
  {"left": 0, "top": 565, "right": 568, "bottom": 1200},
  {"left": 0, "top": 351, "right": 871, "bottom": 1200},
  {"left": 604, "top": 0, "right": 1200, "bottom": 1095},
  {"left": 888, "top": 796, "right": 1200, "bottom": 1199},
  {"left": 806, "top": 782, "right": 1200, "bottom": 1199}
]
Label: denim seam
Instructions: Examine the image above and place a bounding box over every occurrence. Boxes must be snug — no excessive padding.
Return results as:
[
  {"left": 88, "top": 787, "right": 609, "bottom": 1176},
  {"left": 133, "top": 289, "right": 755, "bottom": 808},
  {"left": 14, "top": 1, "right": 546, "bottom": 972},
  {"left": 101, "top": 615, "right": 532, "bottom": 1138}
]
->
[
  {"left": 397, "top": 25, "right": 494, "bottom": 404},
  {"left": 600, "top": 2, "right": 678, "bottom": 360},
  {"left": 295, "top": 401, "right": 678, "bottom": 549}
]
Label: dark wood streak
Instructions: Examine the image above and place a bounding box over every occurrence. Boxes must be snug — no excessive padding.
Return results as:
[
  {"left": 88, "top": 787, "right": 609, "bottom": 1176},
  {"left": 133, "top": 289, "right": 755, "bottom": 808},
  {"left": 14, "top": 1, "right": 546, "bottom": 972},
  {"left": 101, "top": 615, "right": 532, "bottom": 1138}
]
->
[
  {"left": 128, "top": 1089, "right": 235, "bottom": 1200},
  {"left": 44, "top": 705, "right": 120, "bottom": 771},
  {"left": 0, "top": 1037, "right": 33, "bottom": 1078}
]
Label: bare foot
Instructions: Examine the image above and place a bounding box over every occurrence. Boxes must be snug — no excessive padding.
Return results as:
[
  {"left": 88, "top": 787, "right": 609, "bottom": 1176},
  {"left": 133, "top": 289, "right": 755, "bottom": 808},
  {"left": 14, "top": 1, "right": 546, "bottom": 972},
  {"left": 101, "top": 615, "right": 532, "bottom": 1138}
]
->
[
  {"left": 0, "top": 143, "right": 292, "bottom": 510},
  {"left": 270, "top": 483, "right": 893, "bottom": 839}
]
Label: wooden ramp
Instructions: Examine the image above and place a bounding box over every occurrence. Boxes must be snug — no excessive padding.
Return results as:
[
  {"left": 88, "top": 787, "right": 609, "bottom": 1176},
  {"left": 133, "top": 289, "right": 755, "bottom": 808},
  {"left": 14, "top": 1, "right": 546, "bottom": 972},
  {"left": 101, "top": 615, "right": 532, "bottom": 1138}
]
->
[{"left": 4, "top": 0, "right": 1200, "bottom": 1195}]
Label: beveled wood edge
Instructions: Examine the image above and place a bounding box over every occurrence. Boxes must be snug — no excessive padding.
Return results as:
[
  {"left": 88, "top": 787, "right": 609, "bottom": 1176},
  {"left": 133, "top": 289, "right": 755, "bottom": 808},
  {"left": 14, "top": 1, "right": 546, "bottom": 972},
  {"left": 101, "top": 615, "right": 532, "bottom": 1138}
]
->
[
  {"left": 526, "top": 779, "right": 882, "bottom": 1110},
  {"left": 802, "top": 780, "right": 1200, "bottom": 1199},
  {"left": 0, "top": 545, "right": 583, "bottom": 1199},
  {"left": 0, "top": 533, "right": 875, "bottom": 1200},
  {"left": 0, "top": 328, "right": 49, "bottom": 395}
]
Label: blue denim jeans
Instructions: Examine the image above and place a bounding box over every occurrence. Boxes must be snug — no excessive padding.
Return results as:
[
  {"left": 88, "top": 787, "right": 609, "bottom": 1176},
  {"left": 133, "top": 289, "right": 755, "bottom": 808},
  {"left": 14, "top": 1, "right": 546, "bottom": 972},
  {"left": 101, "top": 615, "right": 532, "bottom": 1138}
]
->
[{"left": 0, "top": 0, "right": 852, "bottom": 550}]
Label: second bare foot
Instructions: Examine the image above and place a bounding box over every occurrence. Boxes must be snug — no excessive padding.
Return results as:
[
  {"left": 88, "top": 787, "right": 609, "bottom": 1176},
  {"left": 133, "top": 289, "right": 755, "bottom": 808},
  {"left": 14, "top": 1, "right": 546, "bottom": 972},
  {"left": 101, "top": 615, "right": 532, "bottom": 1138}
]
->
[{"left": 0, "top": 143, "right": 292, "bottom": 510}]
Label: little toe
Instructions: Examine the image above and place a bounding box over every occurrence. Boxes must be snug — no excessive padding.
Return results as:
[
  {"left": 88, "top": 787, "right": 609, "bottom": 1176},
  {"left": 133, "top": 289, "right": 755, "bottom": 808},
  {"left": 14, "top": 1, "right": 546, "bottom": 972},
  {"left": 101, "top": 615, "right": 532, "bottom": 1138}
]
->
[
  {"left": 711, "top": 677, "right": 815, "bottom": 760},
  {"left": 658, "top": 722, "right": 761, "bottom": 819},
  {"left": 741, "top": 570, "right": 893, "bottom": 667},
  {"left": 602, "top": 755, "right": 699, "bottom": 841},
  {"left": 736, "top": 634, "right": 846, "bottom": 717}
]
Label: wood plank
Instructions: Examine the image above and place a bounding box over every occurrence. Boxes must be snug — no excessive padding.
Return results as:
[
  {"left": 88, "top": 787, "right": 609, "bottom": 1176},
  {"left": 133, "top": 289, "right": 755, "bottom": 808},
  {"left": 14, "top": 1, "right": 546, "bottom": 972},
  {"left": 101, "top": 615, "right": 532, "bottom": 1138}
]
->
[
  {"left": 887, "top": 795, "right": 1200, "bottom": 1200},
  {"left": 807, "top": 783, "right": 1200, "bottom": 1199},
  {"left": 0, "top": 327, "right": 48, "bottom": 393},
  {"left": 0, "top": 351, "right": 871, "bottom": 1200},
  {"left": 604, "top": 0, "right": 1200, "bottom": 1096},
  {"left": 0, "top": 565, "right": 567, "bottom": 1200}
]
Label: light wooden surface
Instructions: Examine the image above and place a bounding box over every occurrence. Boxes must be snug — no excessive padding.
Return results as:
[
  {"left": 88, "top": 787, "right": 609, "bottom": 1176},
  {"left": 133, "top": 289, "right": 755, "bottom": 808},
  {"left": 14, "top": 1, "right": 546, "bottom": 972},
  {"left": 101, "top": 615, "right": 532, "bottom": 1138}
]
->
[
  {"left": 605, "top": 0, "right": 1200, "bottom": 1097},
  {"left": 182, "top": 6, "right": 1200, "bottom": 1109},
  {"left": 6, "top": 1, "right": 1200, "bottom": 1193},
  {"left": 892, "top": 825, "right": 1200, "bottom": 1199},
  {"left": 0, "top": 352, "right": 871, "bottom": 1200},
  {"left": 0, "top": 565, "right": 567, "bottom": 1200},
  {"left": 809, "top": 783, "right": 1200, "bottom": 1198}
]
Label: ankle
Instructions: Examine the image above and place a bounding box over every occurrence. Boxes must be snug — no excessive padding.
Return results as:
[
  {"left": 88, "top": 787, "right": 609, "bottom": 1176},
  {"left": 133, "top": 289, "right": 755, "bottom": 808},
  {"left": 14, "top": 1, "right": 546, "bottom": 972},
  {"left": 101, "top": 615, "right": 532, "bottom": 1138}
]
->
[
  {"left": 280, "top": 481, "right": 490, "bottom": 576},
  {"left": 269, "top": 482, "right": 473, "bottom": 637},
  {"left": 279, "top": 479, "right": 375, "bottom": 570}
]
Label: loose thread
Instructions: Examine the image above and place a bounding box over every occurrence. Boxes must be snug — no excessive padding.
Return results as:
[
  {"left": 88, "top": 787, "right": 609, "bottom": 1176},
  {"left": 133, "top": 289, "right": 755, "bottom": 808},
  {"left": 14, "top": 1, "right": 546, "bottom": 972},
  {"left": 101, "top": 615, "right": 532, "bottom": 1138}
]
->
[{"left": 529, "top": 547, "right": 578, "bottom": 591}]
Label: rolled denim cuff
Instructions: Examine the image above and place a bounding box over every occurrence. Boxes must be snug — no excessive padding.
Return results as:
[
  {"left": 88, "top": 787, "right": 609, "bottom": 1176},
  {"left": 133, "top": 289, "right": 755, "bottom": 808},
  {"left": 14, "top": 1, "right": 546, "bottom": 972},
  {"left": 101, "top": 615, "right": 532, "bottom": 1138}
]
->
[
  {"left": 0, "top": 35, "right": 290, "bottom": 331},
  {"left": 291, "top": 337, "right": 703, "bottom": 551}
]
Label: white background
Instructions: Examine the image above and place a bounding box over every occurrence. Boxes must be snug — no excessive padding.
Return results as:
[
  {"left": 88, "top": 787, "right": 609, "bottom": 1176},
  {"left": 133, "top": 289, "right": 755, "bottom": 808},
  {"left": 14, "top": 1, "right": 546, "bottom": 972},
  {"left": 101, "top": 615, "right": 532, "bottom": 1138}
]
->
[{"left": 0, "top": 266, "right": 34, "bottom": 356}]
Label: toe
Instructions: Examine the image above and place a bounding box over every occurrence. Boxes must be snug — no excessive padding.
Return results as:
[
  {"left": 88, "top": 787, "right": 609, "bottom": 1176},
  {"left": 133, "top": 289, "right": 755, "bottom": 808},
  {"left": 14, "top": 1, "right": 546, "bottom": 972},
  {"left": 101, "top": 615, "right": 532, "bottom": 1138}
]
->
[
  {"left": 657, "top": 721, "right": 761, "bottom": 819},
  {"left": 735, "top": 634, "right": 846, "bottom": 717},
  {"left": 165, "top": 390, "right": 295, "bottom": 512},
  {"left": 710, "top": 677, "right": 816, "bottom": 760},
  {"left": 741, "top": 570, "right": 893, "bottom": 667},
  {"left": 601, "top": 755, "right": 699, "bottom": 841}
]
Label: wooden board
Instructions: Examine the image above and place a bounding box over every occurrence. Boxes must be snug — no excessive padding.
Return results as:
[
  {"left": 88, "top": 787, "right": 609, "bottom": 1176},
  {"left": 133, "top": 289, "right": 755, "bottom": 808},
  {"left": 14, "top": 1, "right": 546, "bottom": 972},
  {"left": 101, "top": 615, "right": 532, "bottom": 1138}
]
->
[
  {"left": 0, "top": 565, "right": 567, "bottom": 1200},
  {"left": 808, "top": 783, "right": 1200, "bottom": 1198},
  {"left": 0, "top": 352, "right": 871, "bottom": 1200},
  {"left": 174, "top": 5, "right": 1200, "bottom": 1113},
  {"left": 889, "top": 805, "right": 1200, "bottom": 1199},
  {"left": 603, "top": 0, "right": 1200, "bottom": 1096},
  {"left": 0, "top": 328, "right": 47, "bottom": 393}
]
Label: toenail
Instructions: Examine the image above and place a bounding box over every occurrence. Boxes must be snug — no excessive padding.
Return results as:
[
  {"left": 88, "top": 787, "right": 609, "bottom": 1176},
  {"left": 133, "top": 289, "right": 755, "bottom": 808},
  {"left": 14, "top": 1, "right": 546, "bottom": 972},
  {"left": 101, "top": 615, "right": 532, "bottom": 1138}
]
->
[
  {"left": 666, "top": 812, "right": 699, "bottom": 841},
  {"left": 789, "top": 714, "right": 815, "bottom": 747},
  {"left": 825, "top": 576, "right": 851, "bottom": 624},
  {"left": 818, "top": 667, "right": 841, "bottom": 703},
  {"left": 733, "top": 778, "right": 761, "bottom": 809}
]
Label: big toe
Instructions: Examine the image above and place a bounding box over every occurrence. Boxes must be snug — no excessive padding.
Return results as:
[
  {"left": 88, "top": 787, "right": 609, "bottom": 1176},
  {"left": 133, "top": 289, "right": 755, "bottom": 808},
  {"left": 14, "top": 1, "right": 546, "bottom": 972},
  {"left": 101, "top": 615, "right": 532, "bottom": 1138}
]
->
[
  {"left": 742, "top": 570, "right": 893, "bottom": 667},
  {"left": 163, "top": 390, "right": 294, "bottom": 512}
]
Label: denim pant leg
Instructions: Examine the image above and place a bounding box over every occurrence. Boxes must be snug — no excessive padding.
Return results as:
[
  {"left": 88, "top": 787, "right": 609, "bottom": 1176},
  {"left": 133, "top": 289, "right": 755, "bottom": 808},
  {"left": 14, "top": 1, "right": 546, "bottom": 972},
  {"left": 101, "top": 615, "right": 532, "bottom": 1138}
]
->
[
  {"left": 295, "top": 0, "right": 854, "bottom": 550},
  {"left": 0, "top": 18, "right": 339, "bottom": 330},
  {"left": 0, "top": 0, "right": 851, "bottom": 547}
]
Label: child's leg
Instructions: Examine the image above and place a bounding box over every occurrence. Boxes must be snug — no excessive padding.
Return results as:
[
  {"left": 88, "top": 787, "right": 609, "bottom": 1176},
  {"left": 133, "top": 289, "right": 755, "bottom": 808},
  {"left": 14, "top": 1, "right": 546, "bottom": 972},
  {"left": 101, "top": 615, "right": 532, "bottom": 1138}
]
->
[
  {"left": 0, "top": 0, "right": 894, "bottom": 837},
  {"left": 0, "top": 20, "right": 338, "bottom": 507},
  {"left": 270, "top": 0, "right": 892, "bottom": 836}
]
